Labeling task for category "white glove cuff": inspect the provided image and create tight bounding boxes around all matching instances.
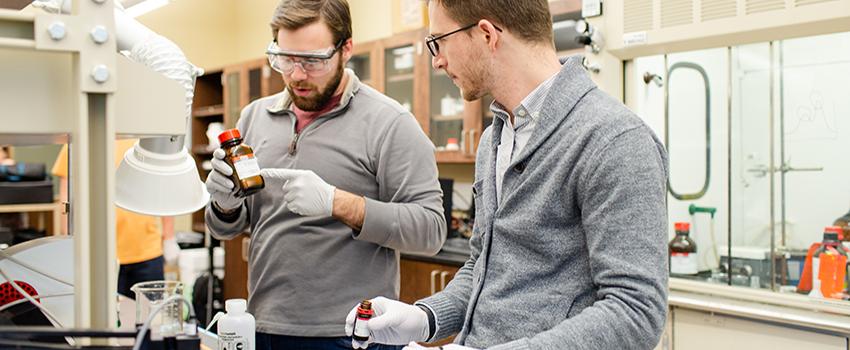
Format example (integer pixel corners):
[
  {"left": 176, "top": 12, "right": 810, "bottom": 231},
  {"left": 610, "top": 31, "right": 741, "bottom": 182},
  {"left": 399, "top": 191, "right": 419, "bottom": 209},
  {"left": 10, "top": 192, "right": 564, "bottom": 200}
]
[{"left": 324, "top": 185, "right": 336, "bottom": 217}]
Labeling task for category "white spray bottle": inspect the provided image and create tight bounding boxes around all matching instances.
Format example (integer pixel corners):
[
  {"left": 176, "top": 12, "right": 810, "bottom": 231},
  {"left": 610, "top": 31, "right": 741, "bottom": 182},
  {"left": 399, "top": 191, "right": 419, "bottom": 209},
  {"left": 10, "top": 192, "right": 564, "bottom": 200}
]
[{"left": 207, "top": 299, "right": 255, "bottom": 350}]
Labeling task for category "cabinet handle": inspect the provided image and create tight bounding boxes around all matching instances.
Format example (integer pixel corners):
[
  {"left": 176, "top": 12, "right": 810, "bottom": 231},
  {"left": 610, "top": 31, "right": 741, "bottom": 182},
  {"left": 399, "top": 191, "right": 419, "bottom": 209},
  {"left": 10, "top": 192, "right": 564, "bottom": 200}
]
[
  {"left": 469, "top": 129, "right": 477, "bottom": 155},
  {"left": 440, "top": 271, "right": 450, "bottom": 290},
  {"left": 430, "top": 270, "right": 439, "bottom": 295},
  {"left": 241, "top": 237, "right": 250, "bottom": 263},
  {"left": 460, "top": 130, "right": 467, "bottom": 155}
]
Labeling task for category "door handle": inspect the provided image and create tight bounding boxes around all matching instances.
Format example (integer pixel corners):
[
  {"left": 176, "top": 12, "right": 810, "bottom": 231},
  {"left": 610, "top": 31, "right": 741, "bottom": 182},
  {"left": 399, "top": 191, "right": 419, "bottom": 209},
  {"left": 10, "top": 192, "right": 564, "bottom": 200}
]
[
  {"left": 241, "top": 237, "right": 250, "bottom": 263},
  {"left": 430, "top": 270, "right": 439, "bottom": 295},
  {"left": 439, "top": 271, "right": 450, "bottom": 290}
]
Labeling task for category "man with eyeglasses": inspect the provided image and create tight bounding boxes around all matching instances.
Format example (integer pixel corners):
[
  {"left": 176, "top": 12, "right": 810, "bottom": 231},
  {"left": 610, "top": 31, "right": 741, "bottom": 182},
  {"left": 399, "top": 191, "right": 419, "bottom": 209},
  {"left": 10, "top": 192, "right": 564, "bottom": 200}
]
[
  {"left": 204, "top": 1, "right": 446, "bottom": 349},
  {"left": 345, "top": 1, "right": 669, "bottom": 349}
]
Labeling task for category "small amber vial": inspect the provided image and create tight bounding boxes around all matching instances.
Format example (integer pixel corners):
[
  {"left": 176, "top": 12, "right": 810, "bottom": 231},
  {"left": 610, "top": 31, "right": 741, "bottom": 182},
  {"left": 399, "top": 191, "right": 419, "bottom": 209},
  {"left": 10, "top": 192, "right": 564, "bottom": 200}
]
[
  {"left": 218, "top": 128, "right": 264, "bottom": 197},
  {"left": 352, "top": 300, "right": 373, "bottom": 341}
]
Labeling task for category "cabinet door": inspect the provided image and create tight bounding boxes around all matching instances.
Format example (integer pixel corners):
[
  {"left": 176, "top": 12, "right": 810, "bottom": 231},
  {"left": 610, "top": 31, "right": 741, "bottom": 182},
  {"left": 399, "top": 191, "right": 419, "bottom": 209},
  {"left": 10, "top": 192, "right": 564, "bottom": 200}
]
[
  {"left": 399, "top": 259, "right": 459, "bottom": 303},
  {"left": 429, "top": 65, "right": 464, "bottom": 152},
  {"left": 382, "top": 30, "right": 429, "bottom": 133},
  {"left": 246, "top": 63, "right": 263, "bottom": 105},
  {"left": 399, "top": 259, "right": 460, "bottom": 346},
  {"left": 672, "top": 308, "right": 846, "bottom": 350},
  {"left": 223, "top": 68, "right": 241, "bottom": 128},
  {"left": 348, "top": 40, "right": 382, "bottom": 91}
]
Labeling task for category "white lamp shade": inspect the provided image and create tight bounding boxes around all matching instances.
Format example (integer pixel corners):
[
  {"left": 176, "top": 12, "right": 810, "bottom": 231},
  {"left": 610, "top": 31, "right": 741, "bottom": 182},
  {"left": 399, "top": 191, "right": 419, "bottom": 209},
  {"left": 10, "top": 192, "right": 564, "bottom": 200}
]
[{"left": 116, "top": 142, "right": 209, "bottom": 216}]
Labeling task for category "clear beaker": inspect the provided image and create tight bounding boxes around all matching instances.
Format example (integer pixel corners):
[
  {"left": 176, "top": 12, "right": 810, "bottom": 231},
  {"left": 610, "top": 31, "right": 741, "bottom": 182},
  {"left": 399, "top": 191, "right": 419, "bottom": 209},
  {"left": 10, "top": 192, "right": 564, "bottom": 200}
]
[{"left": 130, "top": 280, "right": 184, "bottom": 339}]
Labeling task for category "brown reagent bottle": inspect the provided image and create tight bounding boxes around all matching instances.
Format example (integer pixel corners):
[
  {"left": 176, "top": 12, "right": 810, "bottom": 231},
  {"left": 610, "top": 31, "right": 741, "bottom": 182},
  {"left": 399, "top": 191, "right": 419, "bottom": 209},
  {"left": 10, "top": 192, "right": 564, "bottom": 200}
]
[
  {"left": 218, "top": 129, "right": 264, "bottom": 197},
  {"left": 352, "top": 300, "right": 373, "bottom": 342},
  {"left": 669, "top": 222, "right": 698, "bottom": 276}
]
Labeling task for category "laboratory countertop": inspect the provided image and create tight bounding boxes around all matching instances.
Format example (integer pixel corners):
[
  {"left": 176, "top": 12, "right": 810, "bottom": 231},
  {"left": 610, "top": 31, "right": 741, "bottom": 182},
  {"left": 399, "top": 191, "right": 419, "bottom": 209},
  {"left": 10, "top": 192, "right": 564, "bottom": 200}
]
[
  {"left": 401, "top": 237, "right": 471, "bottom": 267},
  {"left": 669, "top": 278, "right": 850, "bottom": 336}
]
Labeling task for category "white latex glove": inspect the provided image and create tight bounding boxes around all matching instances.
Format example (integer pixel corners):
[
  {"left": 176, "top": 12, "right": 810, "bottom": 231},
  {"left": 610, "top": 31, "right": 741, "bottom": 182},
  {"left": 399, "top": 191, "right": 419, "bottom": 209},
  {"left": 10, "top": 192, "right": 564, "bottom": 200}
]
[
  {"left": 205, "top": 149, "right": 244, "bottom": 211},
  {"left": 344, "top": 297, "right": 429, "bottom": 349},
  {"left": 162, "top": 238, "right": 180, "bottom": 265},
  {"left": 403, "top": 343, "right": 479, "bottom": 350},
  {"left": 261, "top": 168, "right": 335, "bottom": 217}
]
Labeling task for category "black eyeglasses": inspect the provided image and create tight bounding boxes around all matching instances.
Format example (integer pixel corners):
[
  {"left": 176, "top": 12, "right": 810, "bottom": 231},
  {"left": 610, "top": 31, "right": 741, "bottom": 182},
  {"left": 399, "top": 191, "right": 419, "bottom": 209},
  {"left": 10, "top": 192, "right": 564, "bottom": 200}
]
[{"left": 425, "top": 22, "right": 503, "bottom": 57}]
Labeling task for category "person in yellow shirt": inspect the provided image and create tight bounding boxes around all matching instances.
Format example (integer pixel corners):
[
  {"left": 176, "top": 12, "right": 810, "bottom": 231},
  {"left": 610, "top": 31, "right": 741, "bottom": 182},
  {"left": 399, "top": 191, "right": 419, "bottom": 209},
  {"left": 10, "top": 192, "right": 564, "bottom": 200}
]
[{"left": 52, "top": 139, "right": 177, "bottom": 298}]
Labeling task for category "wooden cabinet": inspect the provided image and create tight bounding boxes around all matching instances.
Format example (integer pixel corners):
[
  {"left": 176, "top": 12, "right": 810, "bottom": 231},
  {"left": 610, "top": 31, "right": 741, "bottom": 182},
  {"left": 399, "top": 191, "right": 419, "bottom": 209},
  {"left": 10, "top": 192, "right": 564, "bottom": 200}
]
[
  {"left": 348, "top": 39, "right": 383, "bottom": 91},
  {"left": 399, "top": 258, "right": 460, "bottom": 304},
  {"left": 400, "top": 258, "right": 460, "bottom": 345}
]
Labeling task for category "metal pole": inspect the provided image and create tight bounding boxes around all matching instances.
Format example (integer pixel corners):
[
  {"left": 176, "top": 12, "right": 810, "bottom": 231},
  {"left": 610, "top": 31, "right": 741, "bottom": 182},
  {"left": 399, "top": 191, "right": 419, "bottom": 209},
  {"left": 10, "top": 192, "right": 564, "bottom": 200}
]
[
  {"left": 727, "top": 46, "right": 733, "bottom": 287},
  {"left": 769, "top": 41, "right": 776, "bottom": 291}
]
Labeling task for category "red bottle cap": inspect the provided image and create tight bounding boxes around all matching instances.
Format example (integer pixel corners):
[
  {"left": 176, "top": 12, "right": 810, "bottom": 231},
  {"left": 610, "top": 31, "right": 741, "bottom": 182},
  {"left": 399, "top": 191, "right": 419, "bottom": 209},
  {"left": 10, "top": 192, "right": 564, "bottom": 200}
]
[
  {"left": 218, "top": 128, "right": 241, "bottom": 144},
  {"left": 825, "top": 226, "right": 843, "bottom": 234},
  {"left": 674, "top": 222, "right": 690, "bottom": 232},
  {"left": 446, "top": 138, "right": 458, "bottom": 145}
]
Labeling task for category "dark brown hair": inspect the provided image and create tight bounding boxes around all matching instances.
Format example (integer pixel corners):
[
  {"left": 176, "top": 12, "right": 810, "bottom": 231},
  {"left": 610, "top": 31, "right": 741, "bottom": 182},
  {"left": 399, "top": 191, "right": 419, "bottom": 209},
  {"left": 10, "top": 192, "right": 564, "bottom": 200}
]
[
  {"left": 270, "top": 0, "right": 352, "bottom": 45},
  {"left": 430, "top": 0, "right": 553, "bottom": 46}
]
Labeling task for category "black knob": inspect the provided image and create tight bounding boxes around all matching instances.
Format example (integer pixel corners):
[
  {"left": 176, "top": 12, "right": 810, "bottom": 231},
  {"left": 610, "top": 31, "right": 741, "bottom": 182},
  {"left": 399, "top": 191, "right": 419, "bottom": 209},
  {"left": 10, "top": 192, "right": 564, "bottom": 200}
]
[{"left": 575, "top": 35, "right": 592, "bottom": 46}]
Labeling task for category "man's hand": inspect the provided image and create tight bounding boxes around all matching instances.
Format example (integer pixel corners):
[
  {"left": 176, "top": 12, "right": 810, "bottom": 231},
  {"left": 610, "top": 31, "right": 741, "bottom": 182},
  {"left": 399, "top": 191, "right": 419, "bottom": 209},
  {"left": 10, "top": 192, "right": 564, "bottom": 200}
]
[
  {"left": 261, "top": 169, "right": 335, "bottom": 217},
  {"left": 205, "top": 149, "right": 244, "bottom": 211},
  {"left": 344, "top": 297, "right": 430, "bottom": 349}
]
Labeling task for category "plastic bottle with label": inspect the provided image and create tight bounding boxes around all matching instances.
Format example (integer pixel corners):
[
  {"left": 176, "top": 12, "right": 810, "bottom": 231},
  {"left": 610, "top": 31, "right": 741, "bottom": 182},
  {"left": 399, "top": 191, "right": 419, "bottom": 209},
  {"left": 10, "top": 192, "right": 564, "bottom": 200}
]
[
  {"left": 218, "top": 129, "right": 264, "bottom": 197},
  {"left": 669, "top": 222, "right": 698, "bottom": 276},
  {"left": 215, "top": 299, "right": 255, "bottom": 350},
  {"left": 809, "top": 227, "right": 848, "bottom": 298}
]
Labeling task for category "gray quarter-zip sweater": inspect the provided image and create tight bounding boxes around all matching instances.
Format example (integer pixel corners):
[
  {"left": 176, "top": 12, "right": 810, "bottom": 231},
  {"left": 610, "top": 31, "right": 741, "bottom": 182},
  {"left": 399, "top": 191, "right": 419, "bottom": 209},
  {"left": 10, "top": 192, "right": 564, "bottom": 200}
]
[
  {"left": 418, "top": 55, "right": 669, "bottom": 349},
  {"left": 206, "top": 69, "right": 446, "bottom": 337}
]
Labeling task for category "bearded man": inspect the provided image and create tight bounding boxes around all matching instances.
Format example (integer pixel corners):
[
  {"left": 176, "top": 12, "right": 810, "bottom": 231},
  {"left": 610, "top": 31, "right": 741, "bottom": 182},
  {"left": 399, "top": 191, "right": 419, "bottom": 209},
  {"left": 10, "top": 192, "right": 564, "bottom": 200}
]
[{"left": 204, "top": 1, "right": 446, "bottom": 349}]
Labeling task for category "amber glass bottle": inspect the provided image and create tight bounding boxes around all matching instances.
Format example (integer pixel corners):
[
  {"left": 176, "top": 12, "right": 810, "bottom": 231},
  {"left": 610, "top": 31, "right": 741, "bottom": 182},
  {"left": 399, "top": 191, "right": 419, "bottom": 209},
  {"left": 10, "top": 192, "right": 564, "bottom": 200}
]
[
  {"left": 353, "top": 300, "right": 373, "bottom": 342},
  {"left": 669, "top": 222, "right": 698, "bottom": 276},
  {"left": 834, "top": 209, "right": 850, "bottom": 242},
  {"left": 218, "top": 129, "right": 264, "bottom": 197}
]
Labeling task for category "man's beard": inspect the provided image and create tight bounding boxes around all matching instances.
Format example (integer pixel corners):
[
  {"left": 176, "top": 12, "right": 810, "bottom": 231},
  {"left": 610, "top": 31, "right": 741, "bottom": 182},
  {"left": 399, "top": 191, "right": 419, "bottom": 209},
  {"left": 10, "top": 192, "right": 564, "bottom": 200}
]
[{"left": 288, "top": 60, "right": 345, "bottom": 111}]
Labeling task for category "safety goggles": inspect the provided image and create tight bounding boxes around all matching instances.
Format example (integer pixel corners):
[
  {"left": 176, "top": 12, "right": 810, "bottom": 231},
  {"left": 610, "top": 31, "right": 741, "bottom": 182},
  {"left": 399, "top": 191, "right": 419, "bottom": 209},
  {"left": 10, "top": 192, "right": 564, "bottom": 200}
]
[
  {"left": 266, "top": 40, "right": 345, "bottom": 76},
  {"left": 425, "top": 22, "right": 502, "bottom": 57}
]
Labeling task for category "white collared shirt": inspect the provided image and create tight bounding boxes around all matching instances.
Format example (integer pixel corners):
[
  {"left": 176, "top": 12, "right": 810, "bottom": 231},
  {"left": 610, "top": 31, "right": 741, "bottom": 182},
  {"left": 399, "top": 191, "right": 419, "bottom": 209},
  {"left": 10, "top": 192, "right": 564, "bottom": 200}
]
[{"left": 491, "top": 73, "right": 557, "bottom": 203}]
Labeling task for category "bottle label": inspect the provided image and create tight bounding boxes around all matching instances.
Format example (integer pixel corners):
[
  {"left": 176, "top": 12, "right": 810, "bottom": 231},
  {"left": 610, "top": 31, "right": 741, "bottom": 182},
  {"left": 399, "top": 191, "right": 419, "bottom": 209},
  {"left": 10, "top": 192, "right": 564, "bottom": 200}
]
[
  {"left": 670, "top": 252, "right": 698, "bottom": 275},
  {"left": 353, "top": 317, "right": 370, "bottom": 338},
  {"left": 218, "top": 331, "right": 250, "bottom": 350},
  {"left": 232, "top": 155, "right": 261, "bottom": 180}
]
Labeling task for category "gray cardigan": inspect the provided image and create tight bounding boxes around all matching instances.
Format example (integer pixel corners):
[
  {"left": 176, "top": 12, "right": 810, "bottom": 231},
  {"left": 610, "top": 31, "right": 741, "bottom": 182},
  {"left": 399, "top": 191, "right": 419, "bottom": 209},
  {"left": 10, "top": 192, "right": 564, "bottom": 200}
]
[{"left": 418, "top": 56, "right": 669, "bottom": 350}]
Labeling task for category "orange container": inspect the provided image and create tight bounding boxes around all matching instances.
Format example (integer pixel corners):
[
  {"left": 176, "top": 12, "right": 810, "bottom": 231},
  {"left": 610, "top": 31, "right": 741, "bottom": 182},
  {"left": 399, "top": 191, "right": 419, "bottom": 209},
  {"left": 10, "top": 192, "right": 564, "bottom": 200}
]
[{"left": 817, "top": 249, "right": 847, "bottom": 299}]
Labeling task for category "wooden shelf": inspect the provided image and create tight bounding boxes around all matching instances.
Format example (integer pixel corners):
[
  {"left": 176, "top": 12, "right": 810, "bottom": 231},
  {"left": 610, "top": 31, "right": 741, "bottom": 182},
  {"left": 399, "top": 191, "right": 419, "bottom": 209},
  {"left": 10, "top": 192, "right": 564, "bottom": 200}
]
[
  {"left": 192, "top": 104, "right": 224, "bottom": 118},
  {"left": 386, "top": 73, "right": 415, "bottom": 83},
  {"left": 0, "top": 201, "right": 64, "bottom": 235},
  {"left": 192, "top": 222, "right": 206, "bottom": 234},
  {"left": 0, "top": 201, "right": 63, "bottom": 213},
  {"left": 435, "top": 150, "right": 475, "bottom": 164}
]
